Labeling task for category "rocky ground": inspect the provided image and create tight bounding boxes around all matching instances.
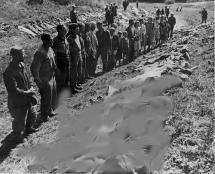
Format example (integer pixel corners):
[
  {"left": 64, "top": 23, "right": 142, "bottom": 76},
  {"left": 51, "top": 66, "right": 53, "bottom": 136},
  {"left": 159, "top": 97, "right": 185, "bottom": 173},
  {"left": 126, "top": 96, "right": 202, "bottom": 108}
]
[{"left": 0, "top": 1, "right": 214, "bottom": 174}]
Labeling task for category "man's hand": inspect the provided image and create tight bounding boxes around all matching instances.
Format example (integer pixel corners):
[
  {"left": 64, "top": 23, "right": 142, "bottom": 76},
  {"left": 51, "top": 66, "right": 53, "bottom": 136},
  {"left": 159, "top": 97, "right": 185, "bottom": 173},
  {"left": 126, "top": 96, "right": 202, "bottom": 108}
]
[
  {"left": 35, "top": 79, "right": 42, "bottom": 89},
  {"left": 25, "top": 88, "right": 36, "bottom": 97}
]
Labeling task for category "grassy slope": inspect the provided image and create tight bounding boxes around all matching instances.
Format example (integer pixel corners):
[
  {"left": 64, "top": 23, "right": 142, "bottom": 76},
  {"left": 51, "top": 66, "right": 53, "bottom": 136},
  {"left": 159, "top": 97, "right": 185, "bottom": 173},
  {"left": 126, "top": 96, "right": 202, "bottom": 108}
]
[{"left": 163, "top": 24, "right": 215, "bottom": 173}]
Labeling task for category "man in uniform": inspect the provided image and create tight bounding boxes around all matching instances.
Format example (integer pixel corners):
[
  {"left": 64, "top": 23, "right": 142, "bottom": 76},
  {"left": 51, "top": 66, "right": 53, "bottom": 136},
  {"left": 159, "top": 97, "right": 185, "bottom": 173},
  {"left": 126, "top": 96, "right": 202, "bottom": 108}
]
[
  {"left": 52, "top": 25, "right": 70, "bottom": 94},
  {"left": 70, "top": 5, "right": 78, "bottom": 23},
  {"left": 168, "top": 14, "right": 176, "bottom": 38},
  {"left": 96, "top": 22, "right": 111, "bottom": 73},
  {"left": 31, "top": 33, "right": 57, "bottom": 123},
  {"left": 4, "top": 47, "right": 38, "bottom": 140}
]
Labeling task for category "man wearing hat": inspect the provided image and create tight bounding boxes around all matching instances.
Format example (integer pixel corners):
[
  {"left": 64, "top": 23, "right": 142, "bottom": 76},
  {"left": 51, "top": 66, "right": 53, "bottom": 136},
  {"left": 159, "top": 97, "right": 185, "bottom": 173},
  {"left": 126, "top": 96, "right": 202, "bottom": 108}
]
[
  {"left": 70, "top": 5, "right": 78, "bottom": 23},
  {"left": 31, "top": 33, "right": 57, "bottom": 123},
  {"left": 67, "top": 23, "right": 84, "bottom": 93},
  {"left": 3, "top": 47, "right": 38, "bottom": 140}
]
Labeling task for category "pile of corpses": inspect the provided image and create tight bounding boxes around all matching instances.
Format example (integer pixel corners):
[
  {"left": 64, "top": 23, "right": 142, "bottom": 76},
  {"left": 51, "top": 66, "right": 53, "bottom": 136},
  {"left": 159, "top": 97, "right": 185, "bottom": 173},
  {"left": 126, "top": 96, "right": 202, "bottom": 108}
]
[{"left": 17, "top": 22, "right": 201, "bottom": 174}]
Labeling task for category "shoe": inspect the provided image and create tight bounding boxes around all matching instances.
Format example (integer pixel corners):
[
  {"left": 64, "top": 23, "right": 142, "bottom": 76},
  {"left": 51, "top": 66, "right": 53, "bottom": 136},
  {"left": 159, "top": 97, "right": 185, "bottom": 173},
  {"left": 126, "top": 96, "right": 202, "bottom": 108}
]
[
  {"left": 24, "top": 127, "right": 38, "bottom": 136},
  {"left": 87, "top": 76, "right": 93, "bottom": 79},
  {"left": 4, "top": 131, "right": 24, "bottom": 143},
  {"left": 48, "top": 111, "right": 57, "bottom": 118},
  {"left": 75, "top": 85, "right": 83, "bottom": 90}
]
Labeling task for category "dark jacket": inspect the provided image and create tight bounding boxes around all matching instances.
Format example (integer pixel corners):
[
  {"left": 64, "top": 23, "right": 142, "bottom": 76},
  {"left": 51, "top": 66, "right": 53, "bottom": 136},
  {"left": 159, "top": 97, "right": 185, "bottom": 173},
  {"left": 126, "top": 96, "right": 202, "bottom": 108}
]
[
  {"left": 168, "top": 16, "right": 176, "bottom": 26},
  {"left": 70, "top": 11, "right": 77, "bottom": 23},
  {"left": 3, "top": 62, "right": 31, "bottom": 107},
  {"left": 110, "top": 34, "right": 119, "bottom": 52},
  {"left": 126, "top": 25, "right": 135, "bottom": 41},
  {"left": 96, "top": 29, "right": 111, "bottom": 50},
  {"left": 122, "top": 37, "right": 129, "bottom": 54}
]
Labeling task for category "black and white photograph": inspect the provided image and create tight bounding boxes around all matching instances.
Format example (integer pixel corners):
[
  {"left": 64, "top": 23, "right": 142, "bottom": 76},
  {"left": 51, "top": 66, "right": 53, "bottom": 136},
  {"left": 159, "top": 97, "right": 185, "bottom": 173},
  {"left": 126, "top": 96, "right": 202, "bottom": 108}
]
[{"left": 0, "top": 0, "right": 214, "bottom": 173}]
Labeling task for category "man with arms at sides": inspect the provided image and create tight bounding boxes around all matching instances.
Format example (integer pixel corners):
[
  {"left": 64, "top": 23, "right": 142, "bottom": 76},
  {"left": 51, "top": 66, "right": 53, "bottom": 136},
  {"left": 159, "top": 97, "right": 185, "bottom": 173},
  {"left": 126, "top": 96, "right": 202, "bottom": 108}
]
[{"left": 31, "top": 33, "right": 58, "bottom": 123}]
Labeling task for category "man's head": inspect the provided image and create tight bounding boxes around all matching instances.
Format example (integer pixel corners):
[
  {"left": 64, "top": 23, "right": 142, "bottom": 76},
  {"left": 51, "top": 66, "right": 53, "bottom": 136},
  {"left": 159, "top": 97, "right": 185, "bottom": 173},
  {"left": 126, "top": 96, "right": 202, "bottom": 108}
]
[
  {"left": 71, "top": 5, "right": 76, "bottom": 11},
  {"left": 109, "top": 27, "right": 115, "bottom": 36},
  {"left": 171, "top": 13, "right": 174, "bottom": 17},
  {"left": 41, "top": 33, "right": 53, "bottom": 48},
  {"left": 118, "top": 31, "right": 122, "bottom": 37},
  {"left": 78, "top": 22, "right": 85, "bottom": 34},
  {"left": 56, "top": 25, "right": 67, "bottom": 38},
  {"left": 97, "top": 22, "right": 103, "bottom": 31},
  {"left": 134, "top": 21, "right": 140, "bottom": 28},
  {"left": 69, "top": 23, "right": 79, "bottom": 35},
  {"left": 129, "top": 19, "right": 134, "bottom": 26},
  {"left": 123, "top": 31, "right": 128, "bottom": 38},
  {"left": 85, "top": 23, "right": 91, "bottom": 33},
  {"left": 111, "top": 23, "right": 117, "bottom": 29},
  {"left": 10, "top": 47, "right": 25, "bottom": 63},
  {"left": 90, "top": 22, "right": 96, "bottom": 31}
]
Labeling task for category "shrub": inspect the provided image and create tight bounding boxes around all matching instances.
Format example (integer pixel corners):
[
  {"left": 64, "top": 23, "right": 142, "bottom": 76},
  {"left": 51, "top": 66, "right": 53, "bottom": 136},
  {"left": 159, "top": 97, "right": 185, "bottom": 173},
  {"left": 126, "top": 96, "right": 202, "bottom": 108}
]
[{"left": 165, "top": 0, "right": 175, "bottom": 4}]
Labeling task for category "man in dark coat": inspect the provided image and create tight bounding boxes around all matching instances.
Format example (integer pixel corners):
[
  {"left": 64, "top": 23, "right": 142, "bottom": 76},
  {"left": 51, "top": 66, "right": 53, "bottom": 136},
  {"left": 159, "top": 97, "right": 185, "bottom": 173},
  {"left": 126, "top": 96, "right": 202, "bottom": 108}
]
[
  {"left": 4, "top": 47, "right": 38, "bottom": 140},
  {"left": 156, "top": 8, "right": 161, "bottom": 17},
  {"left": 168, "top": 13, "right": 176, "bottom": 38},
  {"left": 70, "top": 5, "right": 78, "bottom": 23},
  {"left": 161, "top": 8, "right": 165, "bottom": 15},
  {"left": 96, "top": 22, "right": 111, "bottom": 73},
  {"left": 31, "top": 33, "right": 57, "bottom": 123},
  {"left": 113, "top": 3, "right": 118, "bottom": 17},
  {"left": 201, "top": 8, "right": 208, "bottom": 23},
  {"left": 53, "top": 25, "right": 70, "bottom": 94},
  {"left": 126, "top": 19, "right": 135, "bottom": 62},
  {"left": 165, "top": 7, "right": 170, "bottom": 18},
  {"left": 109, "top": 27, "right": 119, "bottom": 70}
]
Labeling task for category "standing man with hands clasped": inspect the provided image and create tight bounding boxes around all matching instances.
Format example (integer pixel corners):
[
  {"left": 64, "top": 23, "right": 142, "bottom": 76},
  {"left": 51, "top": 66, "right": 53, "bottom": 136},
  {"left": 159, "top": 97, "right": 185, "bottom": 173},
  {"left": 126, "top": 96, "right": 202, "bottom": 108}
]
[{"left": 3, "top": 47, "right": 38, "bottom": 141}]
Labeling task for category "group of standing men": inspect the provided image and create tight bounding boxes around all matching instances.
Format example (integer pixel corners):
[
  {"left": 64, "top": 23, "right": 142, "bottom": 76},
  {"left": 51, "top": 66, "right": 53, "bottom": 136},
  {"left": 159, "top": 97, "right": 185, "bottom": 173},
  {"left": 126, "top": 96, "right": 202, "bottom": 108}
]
[
  {"left": 105, "top": 3, "right": 118, "bottom": 27},
  {"left": 3, "top": 4, "right": 177, "bottom": 141}
]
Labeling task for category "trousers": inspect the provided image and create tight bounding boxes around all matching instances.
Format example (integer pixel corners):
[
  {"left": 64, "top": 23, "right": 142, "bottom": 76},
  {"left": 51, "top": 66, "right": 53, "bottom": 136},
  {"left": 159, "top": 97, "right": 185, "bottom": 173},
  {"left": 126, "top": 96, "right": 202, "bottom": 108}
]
[
  {"left": 39, "top": 77, "right": 57, "bottom": 120},
  {"left": 9, "top": 104, "right": 37, "bottom": 134},
  {"left": 96, "top": 48, "right": 109, "bottom": 73}
]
